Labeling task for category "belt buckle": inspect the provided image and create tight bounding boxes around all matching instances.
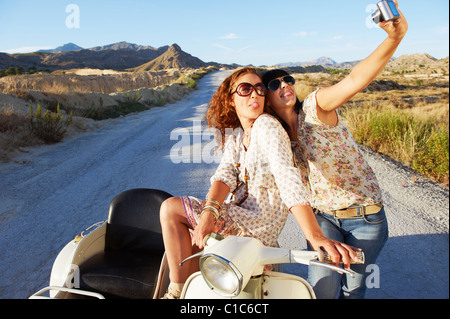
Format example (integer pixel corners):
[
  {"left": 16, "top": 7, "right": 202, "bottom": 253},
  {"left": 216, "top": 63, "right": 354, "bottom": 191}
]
[
  {"left": 356, "top": 206, "right": 365, "bottom": 217},
  {"left": 347, "top": 205, "right": 365, "bottom": 218}
]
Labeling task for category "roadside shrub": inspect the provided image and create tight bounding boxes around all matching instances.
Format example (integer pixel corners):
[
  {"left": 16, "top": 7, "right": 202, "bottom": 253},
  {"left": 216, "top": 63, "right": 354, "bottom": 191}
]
[
  {"left": 342, "top": 104, "right": 449, "bottom": 185},
  {"left": 28, "top": 104, "right": 72, "bottom": 143},
  {"left": 179, "top": 75, "right": 197, "bottom": 89},
  {"left": 413, "top": 127, "right": 449, "bottom": 185},
  {"left": 121, "top": 91, "right": 143, "bottom": 105},
  {"left": 0, "top": 112, "right": 26, "bottom": 133},
  {"left": 187, "top": 78, "right": 197, "bottom": 89}
]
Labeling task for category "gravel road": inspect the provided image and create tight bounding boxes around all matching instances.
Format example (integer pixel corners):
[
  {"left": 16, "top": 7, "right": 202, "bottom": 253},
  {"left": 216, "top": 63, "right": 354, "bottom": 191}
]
[{"left": 0, "top": 70, "right": 448, "bottom": 299}]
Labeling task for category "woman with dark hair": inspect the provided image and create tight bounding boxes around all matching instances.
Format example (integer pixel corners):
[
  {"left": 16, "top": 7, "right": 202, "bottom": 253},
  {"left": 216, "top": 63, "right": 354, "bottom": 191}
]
[
  {"left": 159, "top": 67, "right": 357, "bottom": 299},
  {"left": 262, "top": 1, "right": 408, "bottom": 299}
]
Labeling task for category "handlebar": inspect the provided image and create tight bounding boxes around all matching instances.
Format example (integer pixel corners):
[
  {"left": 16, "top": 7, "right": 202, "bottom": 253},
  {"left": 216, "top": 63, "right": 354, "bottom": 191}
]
[
  {"left": 321, "top": 250, "right": 365, "bottom": 265},
  {"left": 180, "top": 234, "right": 363, "bottom": 278}
]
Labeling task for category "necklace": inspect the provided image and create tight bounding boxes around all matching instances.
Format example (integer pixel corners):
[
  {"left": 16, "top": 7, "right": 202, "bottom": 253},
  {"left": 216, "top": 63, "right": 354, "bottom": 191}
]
[
  {"left": 243, "top": 125, "right": 252, "bottom": 150},
  {"left": 231, "top": 130, "right": 250, "bottom": 205}
]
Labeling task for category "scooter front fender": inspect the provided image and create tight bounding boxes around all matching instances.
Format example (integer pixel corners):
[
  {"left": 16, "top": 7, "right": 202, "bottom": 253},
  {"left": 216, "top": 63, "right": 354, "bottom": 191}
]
[
  {"left": 261, "top": 271, "right": 316, "bottom": 299},
  {"left": 181, "top": 271, "right": 315, "bottom": 299}
]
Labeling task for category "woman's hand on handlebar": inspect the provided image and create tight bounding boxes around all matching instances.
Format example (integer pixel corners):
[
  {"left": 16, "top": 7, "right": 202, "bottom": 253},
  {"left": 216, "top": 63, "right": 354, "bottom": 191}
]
[
  {"left": 308, "top": 235, "right": 361, "bottom": 270},
  {"left": 192, "top": 211, "right": 216, "bottom": 249}
]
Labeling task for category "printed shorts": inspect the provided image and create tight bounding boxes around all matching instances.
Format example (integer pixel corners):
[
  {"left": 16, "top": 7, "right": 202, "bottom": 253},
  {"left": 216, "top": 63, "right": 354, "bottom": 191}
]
[{"left": 181, "top": 196, "right": 252, "bottom": 238}]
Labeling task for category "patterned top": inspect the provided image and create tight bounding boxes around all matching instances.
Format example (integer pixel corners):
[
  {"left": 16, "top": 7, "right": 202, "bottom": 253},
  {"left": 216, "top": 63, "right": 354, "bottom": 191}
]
[
  {"left": 291, "top": 89, "right": 382, "bottom": 212},
  {"left": 210, "top": 114, "right": 309, "bottom": 247}
]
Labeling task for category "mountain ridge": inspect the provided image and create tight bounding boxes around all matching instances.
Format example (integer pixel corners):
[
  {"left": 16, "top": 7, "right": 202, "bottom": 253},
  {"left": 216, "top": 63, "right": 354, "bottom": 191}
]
[
  {"left": 0, "top": 42, "right": 227, "bottom": 71},
  {"left": 38, "top": 42, "right": 84, "bottom": 53},
  {"left": 0, "top": 42, "right": 447, "bottom": 73},
  {"left": 277, "top": 56, "right": 338, "bottom": 67}
]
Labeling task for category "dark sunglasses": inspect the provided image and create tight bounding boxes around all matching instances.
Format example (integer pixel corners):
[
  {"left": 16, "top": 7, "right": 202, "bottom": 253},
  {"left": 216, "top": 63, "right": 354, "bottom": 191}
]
[
  {"left": 267, "top": 75, "right": 295, "bottom": 91},
  {"left": 230, "top": 82, "right": 267, "bottom": 97}
]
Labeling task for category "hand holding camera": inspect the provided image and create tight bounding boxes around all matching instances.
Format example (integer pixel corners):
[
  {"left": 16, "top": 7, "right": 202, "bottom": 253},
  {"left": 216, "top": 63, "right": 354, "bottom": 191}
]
[
  {"left": 372, "top": 0, "right": 400, "bottom": 24},
  {"left": 372, "top": 0, "right": 408, "bottom": 42}
]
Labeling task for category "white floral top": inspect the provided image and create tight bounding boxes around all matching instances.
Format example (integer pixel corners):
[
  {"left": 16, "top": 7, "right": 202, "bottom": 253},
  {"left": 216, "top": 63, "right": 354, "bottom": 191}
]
[
  {"left": 210, "top": 114, "right": 309, "bottom": 247},
  {"left": 292, "top": 89, "right": 382, "bottom": 212}
]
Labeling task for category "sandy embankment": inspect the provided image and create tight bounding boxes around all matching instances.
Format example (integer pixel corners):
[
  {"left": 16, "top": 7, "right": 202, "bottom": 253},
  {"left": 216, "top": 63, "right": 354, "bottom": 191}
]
[{"left": 0, "top": 68, "right": 201, "bottom": 162}]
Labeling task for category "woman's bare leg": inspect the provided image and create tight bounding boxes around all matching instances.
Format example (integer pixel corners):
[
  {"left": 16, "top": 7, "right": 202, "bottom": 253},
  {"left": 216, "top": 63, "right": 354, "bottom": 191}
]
[{"left": 160, "top": 197, "right": 200, "bottom": 283}]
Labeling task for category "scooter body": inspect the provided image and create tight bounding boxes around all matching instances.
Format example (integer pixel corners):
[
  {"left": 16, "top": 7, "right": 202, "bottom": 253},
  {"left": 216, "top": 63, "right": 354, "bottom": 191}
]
[
  {"left": 179, "top": 234, "right": 358, "bottom": 299},
  {"left": 30, "top": 189, "right": 359, "bottom": 299}
]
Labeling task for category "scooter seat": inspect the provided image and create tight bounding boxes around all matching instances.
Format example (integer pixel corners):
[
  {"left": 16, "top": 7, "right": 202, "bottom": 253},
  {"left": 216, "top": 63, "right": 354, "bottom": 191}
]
[
  {"left": 77, "top": 188, "right": 172, "bottom": 299},
  {"left": 79, "top": 249, "right": 163, "bottom": 299}
]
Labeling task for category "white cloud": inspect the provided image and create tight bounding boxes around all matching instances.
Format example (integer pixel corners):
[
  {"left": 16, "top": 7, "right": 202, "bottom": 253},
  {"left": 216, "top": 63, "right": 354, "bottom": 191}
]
[
  {"left": 318, "top": 35, "right": 345, "bottom": 43},
  {"left": 220, "top": 33, "right": 240, "bottom": 40},
  {"left": 3, "top": 46, "right": 53, "bottom": 54},
  {"left": 213, "top": 43, "right": 232, "bottom": 51},
  {"left": 237, "top": 45, "right": 253, "bottom": 52},
  {"left": 213, "top": 43, "right": 252, "bottom": 52}
]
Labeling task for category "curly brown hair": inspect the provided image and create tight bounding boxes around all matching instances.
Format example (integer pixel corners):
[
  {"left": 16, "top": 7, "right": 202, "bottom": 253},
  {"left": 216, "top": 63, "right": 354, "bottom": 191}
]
[{"left": 205, "top": 67, "right": 265, "bottom": 148}]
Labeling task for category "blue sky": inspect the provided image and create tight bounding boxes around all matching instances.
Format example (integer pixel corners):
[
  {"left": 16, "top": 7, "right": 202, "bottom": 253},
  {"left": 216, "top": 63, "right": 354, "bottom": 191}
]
[{"left": 0, "top": 0, "right": 448, "bottom": 66}]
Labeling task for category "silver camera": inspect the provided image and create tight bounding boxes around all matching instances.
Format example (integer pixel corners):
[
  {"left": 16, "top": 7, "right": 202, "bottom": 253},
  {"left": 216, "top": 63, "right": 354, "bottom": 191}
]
[{"left": 372, "top": 0, "right": 400, "bottom": 24}]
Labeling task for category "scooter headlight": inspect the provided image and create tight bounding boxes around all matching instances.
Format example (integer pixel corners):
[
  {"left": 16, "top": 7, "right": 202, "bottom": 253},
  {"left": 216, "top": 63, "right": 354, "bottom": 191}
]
[{"left": 200, "top": 254, "right": 243, "bottom": 297}]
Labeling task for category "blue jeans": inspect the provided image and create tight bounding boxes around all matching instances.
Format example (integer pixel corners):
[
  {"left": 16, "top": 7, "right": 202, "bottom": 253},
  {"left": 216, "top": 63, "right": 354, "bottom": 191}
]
[{"left": 307, "top": 207, "right": 389, "bottom": 299}]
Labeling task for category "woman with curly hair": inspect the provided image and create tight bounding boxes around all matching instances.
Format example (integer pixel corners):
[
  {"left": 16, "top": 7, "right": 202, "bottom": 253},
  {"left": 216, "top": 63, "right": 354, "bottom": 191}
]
[{"left": 159, "top": 67, "right": 357, "bottom": 299}]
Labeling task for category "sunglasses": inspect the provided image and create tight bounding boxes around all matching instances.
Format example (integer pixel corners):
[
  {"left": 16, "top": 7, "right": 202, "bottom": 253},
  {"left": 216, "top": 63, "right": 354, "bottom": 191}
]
[
  {"left": 230, "top": 82, "right": 267, "bottom": 97},
  {"left": 267, "top": 75, "right": 296, "bottom": 91}
]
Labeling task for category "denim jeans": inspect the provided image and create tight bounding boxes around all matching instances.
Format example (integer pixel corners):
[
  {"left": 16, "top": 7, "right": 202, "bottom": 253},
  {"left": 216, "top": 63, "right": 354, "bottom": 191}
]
[{"left": 307, "top": 206, "right": 389, "bottom": 299}]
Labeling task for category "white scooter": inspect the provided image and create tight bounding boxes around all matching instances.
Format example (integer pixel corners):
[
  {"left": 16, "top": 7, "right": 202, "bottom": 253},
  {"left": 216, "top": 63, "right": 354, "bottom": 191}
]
[{"left": 30, "top": 188, "right": 363, "bottom": 299}]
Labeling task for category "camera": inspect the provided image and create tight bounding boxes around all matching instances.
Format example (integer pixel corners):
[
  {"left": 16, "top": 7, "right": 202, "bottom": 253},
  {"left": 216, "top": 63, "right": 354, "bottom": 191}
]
[{"left": 372, "top": 0, "right": 400, "bottom": 24}]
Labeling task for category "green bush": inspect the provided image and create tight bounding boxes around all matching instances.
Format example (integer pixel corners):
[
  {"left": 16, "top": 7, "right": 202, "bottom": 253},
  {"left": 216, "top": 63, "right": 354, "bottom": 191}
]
[
  {"left": 413, "top": 127, "right": 449, "bottom": 184},
  {"left": 343, "top": 106, "right": 449, "bottom": 185},
  {"left": 28, "top": 104, "right": 73, "bottom": 143}
]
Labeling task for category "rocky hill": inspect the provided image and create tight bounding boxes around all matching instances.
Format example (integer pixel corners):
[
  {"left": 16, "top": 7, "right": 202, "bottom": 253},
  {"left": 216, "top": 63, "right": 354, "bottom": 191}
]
[
  {"left": 132, "top": 44, "right": 208, "bottom": 71},
  {"left": 38, "top": 43, "right": 84, "bottom": 53},
  {"left": 0, "top": 52, "right": 49, "bottom": 71},
  {"left": 89, "top": 41, "right": 162, "bottom": 52},
  {"left": 384, "top": 53, "right": 449, "bottom": 74}
]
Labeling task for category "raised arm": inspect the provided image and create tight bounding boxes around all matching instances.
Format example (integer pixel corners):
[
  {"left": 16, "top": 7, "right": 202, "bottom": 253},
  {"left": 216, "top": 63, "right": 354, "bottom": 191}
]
[{"left": 316, "top": 0, "right": 408, "bottom": 125}]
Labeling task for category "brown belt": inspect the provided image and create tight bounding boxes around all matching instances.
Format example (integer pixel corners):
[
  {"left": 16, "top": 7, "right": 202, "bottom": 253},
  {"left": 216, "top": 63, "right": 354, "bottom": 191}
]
[{"left": 321, "top": 203, "right": 383, "bottom": 219}]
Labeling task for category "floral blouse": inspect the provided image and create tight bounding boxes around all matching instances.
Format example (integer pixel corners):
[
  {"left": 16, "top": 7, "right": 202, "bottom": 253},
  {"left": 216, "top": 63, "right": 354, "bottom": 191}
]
[
  {"left": 209, "top": 114, "right": 310, "bottom": 247},
  {"left": 292, "top": 89, "right": 382, "bottom": 212}
]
